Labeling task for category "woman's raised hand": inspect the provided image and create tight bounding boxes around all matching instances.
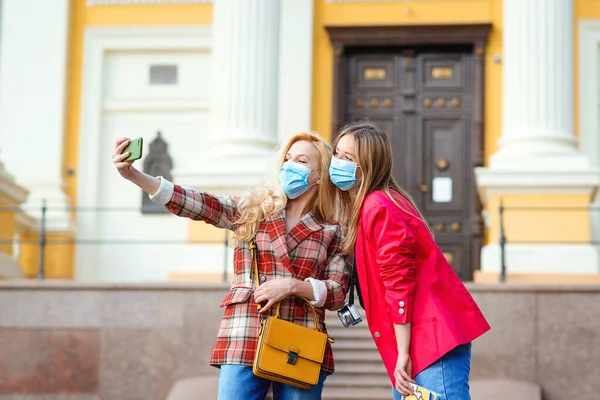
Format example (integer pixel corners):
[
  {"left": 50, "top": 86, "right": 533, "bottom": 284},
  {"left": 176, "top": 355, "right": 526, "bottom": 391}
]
[{"left": 113, "top": 137, "right": 137, "bottom": 180}]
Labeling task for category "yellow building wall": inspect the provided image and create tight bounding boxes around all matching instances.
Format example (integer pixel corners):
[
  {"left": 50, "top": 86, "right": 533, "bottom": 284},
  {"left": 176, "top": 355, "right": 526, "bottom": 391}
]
[
  {"left": 0, "top": 208, "right": 16, "bottom": 256},
  {"left": 20, "top": 233, "right": 74, "bottom": 279}
]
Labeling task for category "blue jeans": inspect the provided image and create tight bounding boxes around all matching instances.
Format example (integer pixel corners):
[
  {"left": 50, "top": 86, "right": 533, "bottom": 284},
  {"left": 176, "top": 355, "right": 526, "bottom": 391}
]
[
  {"left": 392, "top": 343, "right": 472, "bottom": 400},
  {"left": 217, "top": 364, "right": 327, "bottom": 400}
]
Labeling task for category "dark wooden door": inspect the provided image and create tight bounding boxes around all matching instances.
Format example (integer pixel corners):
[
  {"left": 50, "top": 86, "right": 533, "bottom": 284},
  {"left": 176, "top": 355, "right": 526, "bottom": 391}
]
[{"left": 343, "top": 47, "right": 482, "bottom": 280}]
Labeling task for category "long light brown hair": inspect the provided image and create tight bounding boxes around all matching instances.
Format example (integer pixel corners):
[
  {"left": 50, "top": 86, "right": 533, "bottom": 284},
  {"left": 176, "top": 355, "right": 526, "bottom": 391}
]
[
  {"left": 333, "top": 122, "right": 433, "bottom": 254},
  {"left": 234, "top": 132, "right": 337, "bottom": 242}
]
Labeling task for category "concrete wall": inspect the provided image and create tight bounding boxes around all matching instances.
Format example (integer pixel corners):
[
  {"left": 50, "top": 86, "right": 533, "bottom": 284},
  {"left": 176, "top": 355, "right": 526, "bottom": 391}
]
[
  {"left": 0, "top": 282, "right": 598, "bottom": 400},
  {"left": 470, "top": 284, "right": 600, "bottom": 399},
  {"left": 0, "top": 282, "right": 228, "bottom": 400}
]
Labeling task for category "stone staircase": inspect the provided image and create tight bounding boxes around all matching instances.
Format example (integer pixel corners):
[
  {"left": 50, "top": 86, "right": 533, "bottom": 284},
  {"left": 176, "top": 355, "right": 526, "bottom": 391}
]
[
  {"left": 322, "top": 310, "right": 543, "bottom": 400},
  {"left": 164, "top": 306, "right": 543, "bottom": 400},
  {"left": 323, "top": 308, "right": 393, "bottom": 400}
]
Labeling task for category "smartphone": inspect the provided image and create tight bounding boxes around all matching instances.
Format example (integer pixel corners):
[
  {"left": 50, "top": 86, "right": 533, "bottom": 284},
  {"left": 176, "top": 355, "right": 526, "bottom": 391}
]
[{"left": 122, "top": 137, "right": 143, "bottom": 162}]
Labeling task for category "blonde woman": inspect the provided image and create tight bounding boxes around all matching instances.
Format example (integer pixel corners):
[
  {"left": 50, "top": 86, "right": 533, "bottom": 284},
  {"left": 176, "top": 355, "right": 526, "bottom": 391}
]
[
  {"left": 330, "top": 122, "right": 489, "bottom": 400},
  {"left": 112, "top": 132, "right": 349, "bottom": 400}
]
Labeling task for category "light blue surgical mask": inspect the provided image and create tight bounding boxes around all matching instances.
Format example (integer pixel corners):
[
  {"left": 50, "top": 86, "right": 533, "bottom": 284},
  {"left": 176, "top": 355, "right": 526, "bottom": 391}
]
[
  {"left": 329, "top": 156, "right": 359, "bottom": 191},
  {"left": 279, "top": 160, "right": 315, "bottom": 199}
]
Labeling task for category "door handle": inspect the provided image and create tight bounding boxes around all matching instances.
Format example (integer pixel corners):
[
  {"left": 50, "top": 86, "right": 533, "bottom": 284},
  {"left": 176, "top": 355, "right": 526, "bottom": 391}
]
[
  {"left": 436, "top": 158, "right": 449, "bottom": 171},
  {"left": 418, "top": 184, "right": 429, "bottom": 193}
]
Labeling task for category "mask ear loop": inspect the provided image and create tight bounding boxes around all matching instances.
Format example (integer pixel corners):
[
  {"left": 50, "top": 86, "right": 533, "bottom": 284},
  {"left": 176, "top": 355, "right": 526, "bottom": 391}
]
[{"left": 307, "top": 169, "right": 321, "bottom": 187}]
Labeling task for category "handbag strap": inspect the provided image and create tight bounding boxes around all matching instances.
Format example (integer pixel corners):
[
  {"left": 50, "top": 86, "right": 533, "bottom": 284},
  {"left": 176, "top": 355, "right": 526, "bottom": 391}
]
[
  {"left": 249, "top": 238, "right": 261, "bottom": 311},
  {"left": 250, "top": 238, "right": 260, "bottom": 288},
  {"left": 275, "top": 296, "right": 321, "bottom": 332},
  {"left": 249, "top": 238, "right": 321, "bottom": 331}
]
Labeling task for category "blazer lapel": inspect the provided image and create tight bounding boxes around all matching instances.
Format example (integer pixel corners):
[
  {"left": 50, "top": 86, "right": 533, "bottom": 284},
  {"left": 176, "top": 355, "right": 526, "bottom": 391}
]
[
  {"left": 287, "top": 212, "right": 324, "bottom": 253},
  {"left": 266, "top": 210, "right": 292, "bottom": 271}
]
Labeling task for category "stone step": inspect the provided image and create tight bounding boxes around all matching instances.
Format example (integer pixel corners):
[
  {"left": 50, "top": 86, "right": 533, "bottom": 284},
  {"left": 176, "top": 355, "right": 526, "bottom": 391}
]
[
  {"left": 322, "top": 387, "right": 392, "bottom": 400},
  {"left": 326, "top": 316, "right": 369, "bottom": 328},
  {"left": 334, "top": 350, "right": 383, "bottom": 363},
  {"left": 326, "top": 374, "right": 391, "bottom": 389},
  {"left": 331, "top": 339, "right": 378, "bottom": 351},
  {"left": 334, "top": 362, "right": 388, "bottom": 375},
  {"left": 470, "top": 379, "right": 542, "bottom": 400},
  {"left": 328, "top": 327, "right": 373, "bottom": 341}
]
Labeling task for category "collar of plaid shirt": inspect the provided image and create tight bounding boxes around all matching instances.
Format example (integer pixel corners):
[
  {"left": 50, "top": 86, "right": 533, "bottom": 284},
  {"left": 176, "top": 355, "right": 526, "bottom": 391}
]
[{"left": 266, "top": 209, "right": 324, "bottom": 275}]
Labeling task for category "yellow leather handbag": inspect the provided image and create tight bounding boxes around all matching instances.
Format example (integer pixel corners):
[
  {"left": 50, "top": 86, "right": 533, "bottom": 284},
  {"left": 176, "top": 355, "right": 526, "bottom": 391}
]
[{"left": 249, "top": 239, "right": 328, "bottom": 389}]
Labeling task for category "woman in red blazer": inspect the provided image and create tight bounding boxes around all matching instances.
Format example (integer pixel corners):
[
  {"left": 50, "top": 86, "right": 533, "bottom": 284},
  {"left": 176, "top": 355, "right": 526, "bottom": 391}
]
[{"left": 329, "top": 122, "right": 490, "bottom": 399}]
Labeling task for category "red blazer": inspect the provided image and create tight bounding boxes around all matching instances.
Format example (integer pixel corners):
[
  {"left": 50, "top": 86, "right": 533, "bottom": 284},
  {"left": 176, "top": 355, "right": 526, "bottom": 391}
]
[{"left": 355, "top": 190, "right": 490, "bottom": 382}]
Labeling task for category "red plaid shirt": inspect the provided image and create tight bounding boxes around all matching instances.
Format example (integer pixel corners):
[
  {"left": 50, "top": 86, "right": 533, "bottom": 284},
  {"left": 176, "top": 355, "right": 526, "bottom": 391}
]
[{"left": 154, "top": 180, "right": 350, "bottom": 374}]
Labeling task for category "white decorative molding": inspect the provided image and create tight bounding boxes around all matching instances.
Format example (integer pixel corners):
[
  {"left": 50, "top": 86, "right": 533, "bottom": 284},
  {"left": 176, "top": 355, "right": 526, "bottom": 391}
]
[
  {"left": 481, "top": 244, "right": 599, "bottom": 275},
  {"left": 579, "top": 20, "right": 600, "bottom": 248},
  {"left": 87, "top": 0, "right": 212, "bottom": 6},
  {"left": 579, "top": 20, "right": 600, "bottom": 169},
  {"left": 474, "top": 168, "right": 600, "bottom": 203},
  {"left": 102, "top": 97, "right": 210, "bottom": 112},
  {"left": 78, "top": 25, "right": 212, "bottom": 212},
  {"left": 77, "top": 26, "right": 212, "bottom": 281},
  {"left": 327, "top": 0, "right": 484, "bottom": 2},
  {"left": 0, "top": 163, "right": 29, "bottom": 206}
]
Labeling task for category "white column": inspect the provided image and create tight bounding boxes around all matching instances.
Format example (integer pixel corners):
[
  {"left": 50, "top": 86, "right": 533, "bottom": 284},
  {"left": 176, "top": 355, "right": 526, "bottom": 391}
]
[
  {"left": 278, "top": 0, "right": 314, "bottom": 142},
  {"left": 491, "top": 0, "right": 588, "bottom": 170},
  {"left": 0, "top": 0, "right": 72, "bottom": 232},
  {"left": 475, "top": 0, "right": 600, "bottom": 276},
  {"left": 183, "top": 0, "right": 281, "bottom": 193}
]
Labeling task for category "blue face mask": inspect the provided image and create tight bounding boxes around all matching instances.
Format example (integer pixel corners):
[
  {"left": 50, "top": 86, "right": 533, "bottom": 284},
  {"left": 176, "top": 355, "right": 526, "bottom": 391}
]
[
  {"left": 279, "top": 160, "right": 315, "bottom": 199},
  {"left": 329, "top": 156, "right": 359, "bottom": 191}
]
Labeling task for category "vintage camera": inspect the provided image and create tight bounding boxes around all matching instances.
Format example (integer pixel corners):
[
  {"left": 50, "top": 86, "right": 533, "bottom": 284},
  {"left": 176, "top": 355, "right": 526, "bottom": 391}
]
[{"left": 337, "top": 302, "right": 363, "bottom": 327}]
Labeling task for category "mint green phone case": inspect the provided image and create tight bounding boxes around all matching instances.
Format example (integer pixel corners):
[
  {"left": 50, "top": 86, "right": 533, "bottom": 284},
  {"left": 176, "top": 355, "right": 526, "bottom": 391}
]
[{"left": 123, "top": 137, "right": 143, "bottom": 162}]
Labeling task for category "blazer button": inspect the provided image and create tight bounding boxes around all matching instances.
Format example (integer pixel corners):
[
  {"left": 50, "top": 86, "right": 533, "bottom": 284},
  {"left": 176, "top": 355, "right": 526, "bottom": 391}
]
[
  {"left": 374, "top": 332, "right": 380, "bottom": 338},
  {"left": 259, "top": 275, "right": 267, "bottom": 283},
  {"left": 399, "top": 308, "right": 405, "bottom": 315},
  {"left": 399, "top": 301, "right": 405, "bottom": 307}
]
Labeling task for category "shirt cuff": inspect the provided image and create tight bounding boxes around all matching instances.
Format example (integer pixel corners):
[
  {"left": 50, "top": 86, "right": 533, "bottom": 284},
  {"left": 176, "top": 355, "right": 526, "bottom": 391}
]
[
  {"left": 148, "top": 176, "right": 175, "bottom": 205},
  {"left": 305, "top": 278, "right": 327, "bottom": 308}
]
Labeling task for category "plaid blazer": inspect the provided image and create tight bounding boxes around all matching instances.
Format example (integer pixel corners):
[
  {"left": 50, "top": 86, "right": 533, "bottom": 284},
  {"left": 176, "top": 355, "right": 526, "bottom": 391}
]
[{"left": 161, "top": 182, "right": 350, "bottom": 374}]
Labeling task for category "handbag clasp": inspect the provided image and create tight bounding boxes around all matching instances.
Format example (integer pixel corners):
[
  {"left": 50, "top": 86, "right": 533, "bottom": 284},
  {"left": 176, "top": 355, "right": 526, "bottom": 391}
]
[{"left": 287, "top": 350, "right": 299, "bottom": 365}]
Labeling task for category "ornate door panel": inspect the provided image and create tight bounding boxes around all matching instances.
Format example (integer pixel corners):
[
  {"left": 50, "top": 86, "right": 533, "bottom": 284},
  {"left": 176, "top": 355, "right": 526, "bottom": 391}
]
[{"left": 343, "top": 48, "right": 481, "bottom": 280}]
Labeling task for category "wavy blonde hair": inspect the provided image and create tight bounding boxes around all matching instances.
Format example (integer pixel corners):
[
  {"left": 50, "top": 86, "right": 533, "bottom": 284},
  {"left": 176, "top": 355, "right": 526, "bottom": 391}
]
[
  {"left": 333, "top": 122, "right": 434, "bottom": 254},
  {"left": 233, "top": 132, "right": 337, "bottom": 242}
]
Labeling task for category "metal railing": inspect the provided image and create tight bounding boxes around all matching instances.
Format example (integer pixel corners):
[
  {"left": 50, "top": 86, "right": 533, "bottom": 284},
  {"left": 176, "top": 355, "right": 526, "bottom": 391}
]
[
  {"left": 0, "top": 202, "right": 230, "bottom": 281},
  {"left": 5, "top": 200, "right": 598, "bottom": 284},
  {"left": 498, "top": 200, "right": 600, "bottom": 283}
]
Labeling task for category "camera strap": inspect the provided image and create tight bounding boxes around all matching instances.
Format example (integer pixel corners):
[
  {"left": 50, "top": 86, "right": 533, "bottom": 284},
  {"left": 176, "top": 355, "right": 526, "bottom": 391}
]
[{"left": 348, "top": 254, "right": 365, "bottom": 309}]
